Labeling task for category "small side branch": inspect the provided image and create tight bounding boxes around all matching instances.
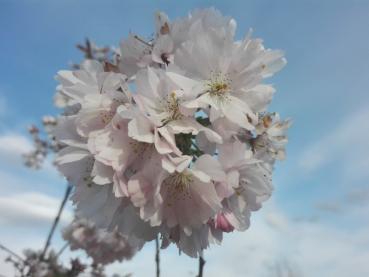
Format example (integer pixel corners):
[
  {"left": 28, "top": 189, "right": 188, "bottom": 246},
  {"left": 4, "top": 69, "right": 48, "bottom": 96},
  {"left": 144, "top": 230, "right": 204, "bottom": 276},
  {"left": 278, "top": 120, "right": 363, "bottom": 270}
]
[
  {"left": 133, "top": 35, "right": 153, "bottom": 48},
  {"left": 198, "top": 254, "right": 206, "bottom": 277},
  {"left": 0, "top": 243, "right": 24, "bottom": 262},
  {"left": 56, "top": 242, "right": 69, "bottom": 259},
  {"left": 41, "top": 184, "right": 72, "bottom": 260},
  {"left": 155, "top": 236, "right": 160, "bottom": 277}
]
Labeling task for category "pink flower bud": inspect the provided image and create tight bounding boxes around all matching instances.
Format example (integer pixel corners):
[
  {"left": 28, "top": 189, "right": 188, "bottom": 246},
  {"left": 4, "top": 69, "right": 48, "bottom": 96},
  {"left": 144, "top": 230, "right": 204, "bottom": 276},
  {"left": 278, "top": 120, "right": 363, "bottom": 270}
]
[{"left": 215, "top": 213, "right": 234, "bottom": 233}]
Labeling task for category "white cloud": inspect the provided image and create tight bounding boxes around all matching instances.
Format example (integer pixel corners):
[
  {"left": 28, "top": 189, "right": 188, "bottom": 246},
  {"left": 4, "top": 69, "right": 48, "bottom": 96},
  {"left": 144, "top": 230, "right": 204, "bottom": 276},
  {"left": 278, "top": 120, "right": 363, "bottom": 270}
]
[
  {"left": 0, "top": 192, "right": 72, "bottom": 226},
  {"left": 0, "top": 133, "right": 33, "bottom": 166},
  {"left": 0, "top": 196, "right": 368, "bottom": 277},
  {"left": 299, "top": 108, "right": 369, "bottom": 181},
  {"left": 203, "top": 205, "right": 369, "bottom": 277},
  {"left": 101, "top": 201, "right": 369, "bottom": 277}
]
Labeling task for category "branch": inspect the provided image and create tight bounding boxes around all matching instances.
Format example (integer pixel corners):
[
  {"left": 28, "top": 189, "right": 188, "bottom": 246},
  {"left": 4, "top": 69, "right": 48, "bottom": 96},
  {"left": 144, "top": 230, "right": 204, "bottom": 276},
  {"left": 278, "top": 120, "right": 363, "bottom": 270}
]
[
  {"left": 155, "top": 236, "right": 160, "bottom": 277},
  {"left": 56, "top": 242, "right": 69, "bottom": 259},
  {"left": 0, "top": 243, "right": 24, "bottom": 263},
  {"left": 41, "top": 184, "right": 72, "bottom": 260},
  {"left": 198, "top": 254, "right": 205, "bottom": 277},
  {"left": 133, "top": 35, "right": 153, "bottom": 48}
]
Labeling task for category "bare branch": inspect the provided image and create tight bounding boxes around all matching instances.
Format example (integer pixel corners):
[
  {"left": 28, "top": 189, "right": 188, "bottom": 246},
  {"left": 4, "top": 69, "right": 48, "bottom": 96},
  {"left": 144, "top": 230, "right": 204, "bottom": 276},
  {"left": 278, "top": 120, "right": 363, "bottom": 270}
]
[
  {"left": 56, "top": 242, "right": 69, "bottom": 259},
  {"left": 0, "top": 243, "right": 24, "bottom": 262},
  {"left": 133, "top": 35, "right": 153, "bottom": 48},
  {"left": 41, "top": 184, "right": 72, "bottom": 260}
]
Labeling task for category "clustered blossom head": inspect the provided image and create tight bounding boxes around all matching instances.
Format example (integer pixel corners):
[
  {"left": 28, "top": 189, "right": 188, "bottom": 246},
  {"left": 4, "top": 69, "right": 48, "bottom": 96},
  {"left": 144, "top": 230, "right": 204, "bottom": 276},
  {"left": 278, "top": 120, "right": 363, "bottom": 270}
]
[
  {"left": 5, "top": 247, "right": 122, "bottom": 277},
  {"left": 18, "top": 249, "right": 85, "bottom": 277},
  {"left": 63, "top": 218, "right": 140, "bottom": 265},
  {"left": 54, "top": 8, "right": 290, "bottom": 258},
  {"left": 23, "top": 116, "right": 63, "bottom": 169}
]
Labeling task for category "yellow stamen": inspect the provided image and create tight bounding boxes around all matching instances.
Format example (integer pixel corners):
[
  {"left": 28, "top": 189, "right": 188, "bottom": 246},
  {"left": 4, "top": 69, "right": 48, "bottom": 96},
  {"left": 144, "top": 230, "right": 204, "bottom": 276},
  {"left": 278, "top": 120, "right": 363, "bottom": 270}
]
[{"left": 163, "top": 172, "right": 193, "bottom": 205}]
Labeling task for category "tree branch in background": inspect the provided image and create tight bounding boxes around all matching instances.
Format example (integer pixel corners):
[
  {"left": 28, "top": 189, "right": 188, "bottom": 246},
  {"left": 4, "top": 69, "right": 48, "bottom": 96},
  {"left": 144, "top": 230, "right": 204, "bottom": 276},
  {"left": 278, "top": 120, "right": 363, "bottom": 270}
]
[
  {"left": 41, "top": 184, "right": 73, "bottom": 260},
  {"left": 0, "top": 243, "right": 25, "bottom": 263}
]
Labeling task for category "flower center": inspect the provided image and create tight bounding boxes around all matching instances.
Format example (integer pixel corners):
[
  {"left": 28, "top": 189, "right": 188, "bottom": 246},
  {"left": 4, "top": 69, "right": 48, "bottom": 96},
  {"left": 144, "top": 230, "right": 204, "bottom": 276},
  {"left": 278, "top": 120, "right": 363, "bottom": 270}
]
[
  {"left": 100, "top": 110, "right": 115, "bottom": 125},
  {"left": 161, "top": 92, "right": 183, "bottom": 124},
  {"left": 206, "top": 72, "right": 232, "bottom": 98},
  {"left": 129, "top": 141, "right": 150, "bottom": 155},
  {"left": 163, "top": 172, "right": 193, "bottom": 205}
]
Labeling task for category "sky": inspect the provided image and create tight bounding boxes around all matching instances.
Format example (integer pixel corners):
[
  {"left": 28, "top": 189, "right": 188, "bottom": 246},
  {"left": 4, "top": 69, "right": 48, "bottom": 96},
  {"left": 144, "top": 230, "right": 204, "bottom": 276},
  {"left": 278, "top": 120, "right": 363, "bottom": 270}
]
[{"left": 0, "top": 0, "right": 369, "bottom": 276}]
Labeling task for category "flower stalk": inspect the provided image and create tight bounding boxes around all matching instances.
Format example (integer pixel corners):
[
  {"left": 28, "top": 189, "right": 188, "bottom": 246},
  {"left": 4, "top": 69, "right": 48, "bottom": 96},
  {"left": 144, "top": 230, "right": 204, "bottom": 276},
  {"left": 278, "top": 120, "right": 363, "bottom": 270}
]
[
  {"left": 155, "top": 236, "right": 160, "bottom": 277},
  {"left": 198, "top": 254, "right": 206, "bottom": 277}
]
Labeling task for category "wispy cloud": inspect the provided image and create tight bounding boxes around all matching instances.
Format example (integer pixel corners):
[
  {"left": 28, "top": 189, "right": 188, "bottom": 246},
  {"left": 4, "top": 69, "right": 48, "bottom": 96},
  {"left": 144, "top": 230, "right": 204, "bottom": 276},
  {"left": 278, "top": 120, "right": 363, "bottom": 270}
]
[
  {"left": 201, "top": 203, "right": 369, "bottom": 277},
  {"left": 0, "top": 192, "right": 72, "bottom": 226},
  {"left": 104, "top": 201, "right": 369, "bottom": 277},
  {"left": 299, "top": 108, "right": 369, "bottom": 181},
  {"left": 0, "top": 133, "right": 33, "bottom": 165}
]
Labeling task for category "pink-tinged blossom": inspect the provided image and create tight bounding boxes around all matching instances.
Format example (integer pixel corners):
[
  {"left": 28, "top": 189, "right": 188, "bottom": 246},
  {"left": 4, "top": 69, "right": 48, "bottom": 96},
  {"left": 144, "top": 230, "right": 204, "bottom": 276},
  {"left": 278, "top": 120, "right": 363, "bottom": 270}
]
[
  {"left": 213, "top": 212, "right": 235, "bottom": 233},
  {"left": 167, "top": 24, "right": 285, "bottom": 130},
  {"left": 253, "top": 112, "right": 291, "bottom": 163},
  {"left": 56, "top": 59, "right": 131, "bottom": 137},
  {"left": 129, "top": 68, "right": 222, "bottom": 153},
  {"left": 218, "top": 140, "right": 273, "bottom": 231},
  {"left": 158, "top": 154, "right": 224, "bottom": 234}
]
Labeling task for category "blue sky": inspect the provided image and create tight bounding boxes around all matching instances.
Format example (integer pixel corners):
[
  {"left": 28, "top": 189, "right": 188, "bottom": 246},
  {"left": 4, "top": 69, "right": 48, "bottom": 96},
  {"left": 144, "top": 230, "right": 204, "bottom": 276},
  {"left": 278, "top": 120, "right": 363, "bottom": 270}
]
[{"left": 1, "top": 0, "right": 369, "bottom": 276}]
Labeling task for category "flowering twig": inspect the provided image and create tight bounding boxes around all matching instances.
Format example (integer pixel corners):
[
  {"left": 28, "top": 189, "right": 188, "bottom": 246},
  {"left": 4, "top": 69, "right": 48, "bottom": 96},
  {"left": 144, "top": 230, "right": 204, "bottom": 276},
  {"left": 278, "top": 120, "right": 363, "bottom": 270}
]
[
  {"left": 155, "top": 236, "right": 160, "bottom": 277},
  {"left": 198, "top": 254, "right": 205, "bottom": 277},
  {"left": 41, "top": 184, "right": 72, "bottom": 260}
]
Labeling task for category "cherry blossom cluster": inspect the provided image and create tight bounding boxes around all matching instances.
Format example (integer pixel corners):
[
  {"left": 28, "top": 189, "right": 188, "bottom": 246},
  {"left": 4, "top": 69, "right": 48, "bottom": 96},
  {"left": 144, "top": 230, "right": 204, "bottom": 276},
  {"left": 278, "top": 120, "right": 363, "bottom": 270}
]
[
  {"left": 23, "top": 116, "right": 63, "bottom": 169},
  {"left": 4, "top": 246, "right": 126, "bottom": 277},
  {"left": 11, "top": 249, "right": 85, "bottom": 277},
  {"left": 54, "top": 8, "right": 290, "bottom": 258},
  {"left": 63, "top": 218, "right": 140, "bottom": 265}
]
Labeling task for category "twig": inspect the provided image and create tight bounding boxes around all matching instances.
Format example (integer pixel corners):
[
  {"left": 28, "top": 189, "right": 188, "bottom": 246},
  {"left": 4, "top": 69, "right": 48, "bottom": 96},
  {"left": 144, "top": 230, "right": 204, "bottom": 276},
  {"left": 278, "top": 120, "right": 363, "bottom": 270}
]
[
  {"left": 56, "top": 242, "right": 69, "bottom": 259},
  {"left": 198, "top": 254, "right": 205, "bottom": 277},
  {"left": 155, "top": 236, "right": 160, "bottom": 277},
  {"left": 0, "top": 243, "right": 24, "bottom": 262},
  {"left": 133, "top": 35, "right": 153, "bottom": 48},
  {"left": 40, "top": 184, "right": 72, "bottom": 260}
]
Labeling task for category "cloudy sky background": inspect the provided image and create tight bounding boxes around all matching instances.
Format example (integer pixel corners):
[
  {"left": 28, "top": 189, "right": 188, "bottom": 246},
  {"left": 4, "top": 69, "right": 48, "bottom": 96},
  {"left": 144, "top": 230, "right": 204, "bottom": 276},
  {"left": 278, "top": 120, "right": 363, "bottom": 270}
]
[{"left": 1, "top": 0, "right": 369, "bottom": 276}]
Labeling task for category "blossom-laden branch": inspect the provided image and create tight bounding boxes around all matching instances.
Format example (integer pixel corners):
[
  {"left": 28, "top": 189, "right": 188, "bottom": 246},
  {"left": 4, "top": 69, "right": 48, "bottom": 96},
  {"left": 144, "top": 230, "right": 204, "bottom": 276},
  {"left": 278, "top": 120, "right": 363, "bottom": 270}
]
[{"left": 23, "top": 117, "right": 62, "bottom": 169}]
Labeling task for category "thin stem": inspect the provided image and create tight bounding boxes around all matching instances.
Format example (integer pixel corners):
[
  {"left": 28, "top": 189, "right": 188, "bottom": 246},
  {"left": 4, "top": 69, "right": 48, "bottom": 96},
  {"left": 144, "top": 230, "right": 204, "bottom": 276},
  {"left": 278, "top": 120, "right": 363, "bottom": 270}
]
[
  {"left": 55, "top": 242, "right": 69, "bottom": 259},
  {"left": 191, "top": 140, "right": 203, "bottom": 153},
  {"left": 155, "top": 236, "right": 160, "bottom": 277},
  {"left": 40, "top": 184, "right": 72, "bottom": 260},
  {"left": 0, "top": 243, "right": 24, "bottom": 262},
  {"left": 133, "top": 35, "right": 153, "bottom": 48},
  {"left": 198, "top": 254, "right": 205, "bottom": 277}
]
